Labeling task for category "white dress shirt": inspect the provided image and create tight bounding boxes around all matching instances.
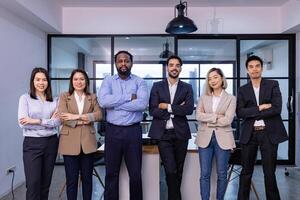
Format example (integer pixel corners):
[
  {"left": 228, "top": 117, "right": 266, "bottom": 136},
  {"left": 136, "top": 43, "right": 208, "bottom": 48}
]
[
  {"left": 253, "top": 86, "right": 265, "bottom": 126},
  {"left": 166, "top": 79, "right": 178, "bottom": 129},
  {"left": 212, "top": 90, "right": 224, "bottom": 113},
  {"left": 74, "top": 92, "right": 85, "bottom": 115}
]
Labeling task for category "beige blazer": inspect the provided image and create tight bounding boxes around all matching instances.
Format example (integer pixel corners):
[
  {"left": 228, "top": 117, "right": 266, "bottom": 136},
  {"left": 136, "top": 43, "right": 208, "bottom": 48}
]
[
  {"left": 58, "top": 92, "right": 102, "bottom": 155},
  {"left": 195, "top": 91, "right": 236, "bottom": 150}
]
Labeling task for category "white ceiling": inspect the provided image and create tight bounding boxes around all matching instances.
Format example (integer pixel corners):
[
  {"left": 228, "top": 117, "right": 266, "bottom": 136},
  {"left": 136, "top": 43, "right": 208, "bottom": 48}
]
[{"left": 60, "top": 0, "right": 290, "bottom": 7}]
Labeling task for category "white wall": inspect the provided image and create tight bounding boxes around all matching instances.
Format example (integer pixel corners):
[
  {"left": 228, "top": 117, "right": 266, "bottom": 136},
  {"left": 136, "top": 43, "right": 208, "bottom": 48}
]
[
  {"left": 0, "top": 6, "right": 47, "bottom": 198},
  {"left": 62, "top": 7, "right": 281, "bottom": 34},
  {"left": 281, "top": 0, "right": 300, "bottom": 32}
]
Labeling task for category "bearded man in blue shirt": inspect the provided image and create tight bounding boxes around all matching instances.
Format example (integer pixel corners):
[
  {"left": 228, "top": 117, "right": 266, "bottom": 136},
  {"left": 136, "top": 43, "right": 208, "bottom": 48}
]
[{"left": 99, "top": 51, "right": 148, "bottom": 200}]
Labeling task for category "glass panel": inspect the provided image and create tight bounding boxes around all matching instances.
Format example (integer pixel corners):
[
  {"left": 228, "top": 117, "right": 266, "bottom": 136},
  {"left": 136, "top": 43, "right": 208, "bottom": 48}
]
[
  {"left": 51, "top": 80, "right": 69, "bottom": 97},
  {"left": 278, "top": 122, "right": 288, "bottom": 160},
  {"left": 178, "top": 39, "right": 236, "bottom": 61},
  {"left": 94, "top": 63, "right": 112, "bottom": 78},
  {"left": 114, "top": 36, "right": 174, "bottom": 62},
  {"left": 240, "top": 78, "right": 289, "bottom": 119},
  {"left": 131, "top": 64, "right": 163, "bottom": 78},
  {"left": 240, "top": 40, "right": 288, "bottom": 77},
  {"left": 51, "top": 37, "right": 111, "bottom": 78}
]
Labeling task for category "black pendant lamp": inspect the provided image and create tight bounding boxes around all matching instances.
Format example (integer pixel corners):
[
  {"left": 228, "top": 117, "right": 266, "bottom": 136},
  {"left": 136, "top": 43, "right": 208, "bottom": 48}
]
[{"left": 165, "top": 1, "right": 198, "bottom": 34}]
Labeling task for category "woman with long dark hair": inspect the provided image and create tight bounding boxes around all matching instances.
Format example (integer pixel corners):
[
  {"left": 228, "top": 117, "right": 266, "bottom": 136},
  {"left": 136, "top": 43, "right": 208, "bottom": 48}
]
[
  {"left": 58, "top": 69, "right": 102, "bottom": 200},
  {"left": 18, "top": 67, "right": 60, "bottom": 200}
]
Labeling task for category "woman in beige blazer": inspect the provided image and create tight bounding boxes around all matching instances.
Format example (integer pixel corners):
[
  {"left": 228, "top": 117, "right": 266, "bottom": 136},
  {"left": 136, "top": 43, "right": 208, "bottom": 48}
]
[
  {"left": 58, "top": 69, "right": 102, "bottom": 200},
  {"left": 195, "top": 68, "right": 236, "bottom": 200}
]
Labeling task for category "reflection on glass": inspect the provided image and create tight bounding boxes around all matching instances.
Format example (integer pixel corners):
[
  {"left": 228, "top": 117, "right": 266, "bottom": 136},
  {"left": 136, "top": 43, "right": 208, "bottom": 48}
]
[
  {"left": 240, "top": 40, "right": 288, "bottom": 77},
  {"left": 95, "top": 63, "right": 112, "bottom": 78},
  {"left": 51, "top": 37, "right": 111, "bottom": 78}
]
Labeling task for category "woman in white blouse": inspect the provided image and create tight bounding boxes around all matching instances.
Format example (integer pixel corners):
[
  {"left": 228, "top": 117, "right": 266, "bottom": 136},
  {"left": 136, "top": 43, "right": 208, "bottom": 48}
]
[
  {"left": 195, "top": 68, "right": 236, "bottom": 200},
  {"left": 18, "top": 67, "right": 60, "bottom": 200},
  {"left": 58, "top": 69, "right": 102, "bottom": 200}
]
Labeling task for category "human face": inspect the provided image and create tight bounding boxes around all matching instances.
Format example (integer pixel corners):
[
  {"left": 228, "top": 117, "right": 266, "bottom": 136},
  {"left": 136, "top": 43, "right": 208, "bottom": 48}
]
[
  {"left": 34, "top": 72, "right": 48, "bottom": 94},
  {"left": 167, "top": 58, "right": 182, "bottom": 79},
  {"left": 208, "top": 70, "right": 223, "bottom": 91},
  {"left": 72, "top": 72, "right": 86, "bottom": 92},
  {"left": 247, "top": 60, "right": 263, "bottom": 80},
  {"left": 116, "top": 53, "right": 132, "bottom": 77}
]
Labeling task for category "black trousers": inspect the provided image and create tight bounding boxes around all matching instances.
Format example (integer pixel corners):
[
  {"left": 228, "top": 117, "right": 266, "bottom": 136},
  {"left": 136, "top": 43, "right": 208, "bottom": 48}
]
[
  {"left": 63, "top": 152, "right": 94, "bottom": 200},
  {"left": 104, "top": 123, "right": 143, "bottom": 200},
  {"left": 158, "top": 129, "right": 188, "bottom": 200},
  {"left": 23, "top": 134, "right": 58, "bottom": 200},
  {"left": 238, "top": 130, "right": 280, "bottom": 200}
]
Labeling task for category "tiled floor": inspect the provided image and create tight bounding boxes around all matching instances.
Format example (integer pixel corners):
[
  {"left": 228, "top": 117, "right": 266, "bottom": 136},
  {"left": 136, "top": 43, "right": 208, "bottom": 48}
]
[{"left": 1, "top": 165, "right": 300, "bottom": 200}]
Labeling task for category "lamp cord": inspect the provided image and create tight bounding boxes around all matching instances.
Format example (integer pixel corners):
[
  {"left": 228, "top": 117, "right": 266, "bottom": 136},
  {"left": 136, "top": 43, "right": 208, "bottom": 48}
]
[{"left": 11, "top": 170, "right": 15, "bottom": 200}]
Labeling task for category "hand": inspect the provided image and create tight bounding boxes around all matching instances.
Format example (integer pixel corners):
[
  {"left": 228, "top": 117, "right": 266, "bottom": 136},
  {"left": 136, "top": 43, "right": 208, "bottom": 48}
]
[
  {"left": 51, "top": 110, "right": 59, "bottom": 119},
  {"left": 259, "top": 104, "right": 272, "bottom": 111},
  {"left": 158, "top": 103, "right": 168, "bottom": 110},
  {"left": 19, "top": 117, "right": 40, "bottom": 125},
  {"left": 79, "top": 114, "right": 89, "bottom": 121},
  {"left": 60, "top": 113, "right": 79, "bottom": 121},
  {"left": 131, "top": 94, "right": 137, "bottom": 101},
  {"left": 217, "top": 114, "right": 224, "bottom": 119}
]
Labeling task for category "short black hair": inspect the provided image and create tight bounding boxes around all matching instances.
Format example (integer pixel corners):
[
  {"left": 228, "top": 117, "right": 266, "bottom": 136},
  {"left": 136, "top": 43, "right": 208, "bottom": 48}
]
[
  {"left": 245, "top": 55, "right": 263, "bottom": 68},
  {"left": 29, "top": 67, "right": 53, "bottom": 102},
  {"left": 114, "top": 51, "right": 133, "bottom": 63},
  {"left": 68, "top": 69, "right": 90, "bottom": 95},
  {"left": 166, "top": 55, "right": 183, "bottom": 66}
]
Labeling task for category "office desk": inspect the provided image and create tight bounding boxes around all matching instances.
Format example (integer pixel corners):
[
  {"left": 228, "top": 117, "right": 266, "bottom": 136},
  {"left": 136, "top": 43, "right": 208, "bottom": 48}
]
[{"left": 98, "top": 134, "right": 216, "bottom": 200}]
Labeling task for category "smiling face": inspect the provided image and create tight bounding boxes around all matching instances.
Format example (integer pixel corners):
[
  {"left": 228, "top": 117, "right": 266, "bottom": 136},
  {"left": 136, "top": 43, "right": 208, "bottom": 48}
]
[
  {"left": 33, "top": 72, "right": 48, "bottom": 94},
  {"left": 115, "top": 53, "right": 132, "bottom": 77},
  {"left": 72, "top": 72, "right": 86, "bottom": 92},
  {"left": 208, "top": 70, "right": 223, "bottom": 90},
  {"left": 247, "top": 60, "right": 263, "bottom": 80},
  {"left": 167, "top": 58, "right": 182, "bottom": 79}
]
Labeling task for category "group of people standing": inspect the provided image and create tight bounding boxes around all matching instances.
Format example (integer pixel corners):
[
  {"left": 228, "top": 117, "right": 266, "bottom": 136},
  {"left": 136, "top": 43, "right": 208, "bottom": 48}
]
[{"left": 18, "top": 50, "right": 287, "bottom": 200}]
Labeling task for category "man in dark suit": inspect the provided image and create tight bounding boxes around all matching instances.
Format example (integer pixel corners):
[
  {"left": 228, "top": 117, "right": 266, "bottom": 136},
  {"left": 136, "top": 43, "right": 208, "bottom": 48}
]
[
  {"left": 237, "top": 55, "right": 288, "bottom": 200},
  {"left": 148, "top": 55, "right": 194, "bottom": 200}
]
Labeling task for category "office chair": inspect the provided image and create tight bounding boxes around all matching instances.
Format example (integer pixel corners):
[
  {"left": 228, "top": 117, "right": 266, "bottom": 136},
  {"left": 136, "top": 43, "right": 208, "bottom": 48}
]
[{"left": 226, "top": 142, "right": 259, "bottom": 200}]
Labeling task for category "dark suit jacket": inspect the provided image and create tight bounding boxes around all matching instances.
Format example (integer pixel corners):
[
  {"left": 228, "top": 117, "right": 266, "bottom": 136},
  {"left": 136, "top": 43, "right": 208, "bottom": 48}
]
[
  {"left": 148, "top": 79, "right": 194, "bottom": 140},
  {"left": 236, "top": 79, "right": 288, "bottom": 144}
]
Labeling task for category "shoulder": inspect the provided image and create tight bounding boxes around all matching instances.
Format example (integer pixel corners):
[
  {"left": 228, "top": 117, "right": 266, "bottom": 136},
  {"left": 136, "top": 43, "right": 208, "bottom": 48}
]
[
  {"left": 224, "top": 91, "right": 236, "bottom": 101},
  {"left": 19, "top": 93, "right": 30, "bottom": 102},
  {"left": 88, "top": 93, "right": 97, "bottom": 100},
  {"left": 264, "top": 79, "right": 278, "bottom": 86},
  {"left": 59, "top": 92, "right": 71, "bottom": 100},
  {"left": 131, "top": 74, "right": 144, "bottom": 83}
]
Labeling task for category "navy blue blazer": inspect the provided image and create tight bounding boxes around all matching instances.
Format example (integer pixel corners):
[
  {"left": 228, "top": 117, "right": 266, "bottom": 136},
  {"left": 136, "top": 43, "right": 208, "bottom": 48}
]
[
  {"left": 236, "top": 79, "right": 288, "bottom": 144},
  {"left": 148, "top": 79, "right": 194, "bottom": 140}
]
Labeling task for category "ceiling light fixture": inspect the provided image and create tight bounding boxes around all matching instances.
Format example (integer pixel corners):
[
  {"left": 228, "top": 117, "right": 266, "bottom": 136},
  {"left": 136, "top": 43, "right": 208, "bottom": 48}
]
[{"left": 165, "top": 1, "right": 198, "bottom": 34}]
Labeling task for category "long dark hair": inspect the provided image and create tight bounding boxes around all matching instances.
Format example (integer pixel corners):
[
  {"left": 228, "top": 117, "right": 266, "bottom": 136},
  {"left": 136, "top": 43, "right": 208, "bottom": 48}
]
[
  {"left": 68, "top": 69, "right": 90, "bottom": 95},
  {"left": 29, "top": 67, "right": 53, "bottom": 102}
]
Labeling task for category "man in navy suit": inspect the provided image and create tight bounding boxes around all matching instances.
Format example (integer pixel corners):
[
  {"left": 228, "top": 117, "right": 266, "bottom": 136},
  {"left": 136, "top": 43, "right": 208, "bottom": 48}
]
[
  {"left": 237, "top": 55, "right": 288, "bottom": 200},
  {"left": 148, "top": 55, "right": 194, "bottom": 200}
]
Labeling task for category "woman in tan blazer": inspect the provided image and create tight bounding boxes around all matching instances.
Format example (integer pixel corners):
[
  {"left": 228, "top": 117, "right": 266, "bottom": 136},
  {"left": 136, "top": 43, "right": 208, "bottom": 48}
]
[
  {"left": 195, "top": 68, "right": 236, "bottom": 200},
  {"left": 58, "top": 69, "right": 102, "bottom": 200}
]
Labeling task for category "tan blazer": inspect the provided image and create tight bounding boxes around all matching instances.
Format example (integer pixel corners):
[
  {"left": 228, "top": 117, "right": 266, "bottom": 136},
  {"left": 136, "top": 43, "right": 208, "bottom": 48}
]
[
  {"left": 58, "top": 92, "right": 102, "bottom": 155},
  {"left": 195, "top": 91, "right": 236, "bottom": 150}
]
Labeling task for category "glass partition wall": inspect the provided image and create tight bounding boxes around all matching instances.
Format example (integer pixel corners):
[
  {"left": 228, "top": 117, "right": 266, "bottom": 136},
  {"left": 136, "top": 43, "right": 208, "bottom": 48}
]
[{"left": 48, "top": 34, "right": 295, "bottom": 164}]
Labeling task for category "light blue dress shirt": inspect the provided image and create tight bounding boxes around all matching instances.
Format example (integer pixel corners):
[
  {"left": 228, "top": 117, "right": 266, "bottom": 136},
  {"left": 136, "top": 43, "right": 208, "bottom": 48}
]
[
  {"left": 98, "top": 74, "right": 148, "bottom": 126},
  {"left": 18, "top": 93, "right": 60, "bottom": 137}
]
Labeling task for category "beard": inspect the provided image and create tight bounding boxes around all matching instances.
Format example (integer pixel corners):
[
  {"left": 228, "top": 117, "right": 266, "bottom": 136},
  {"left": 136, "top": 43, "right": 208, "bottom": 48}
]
[
  {"left": 168, "top": 70, "right": 179, "bottom": 79},
  {"left": 117, "top": 66, "right": 131, "bottom": 77}
]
